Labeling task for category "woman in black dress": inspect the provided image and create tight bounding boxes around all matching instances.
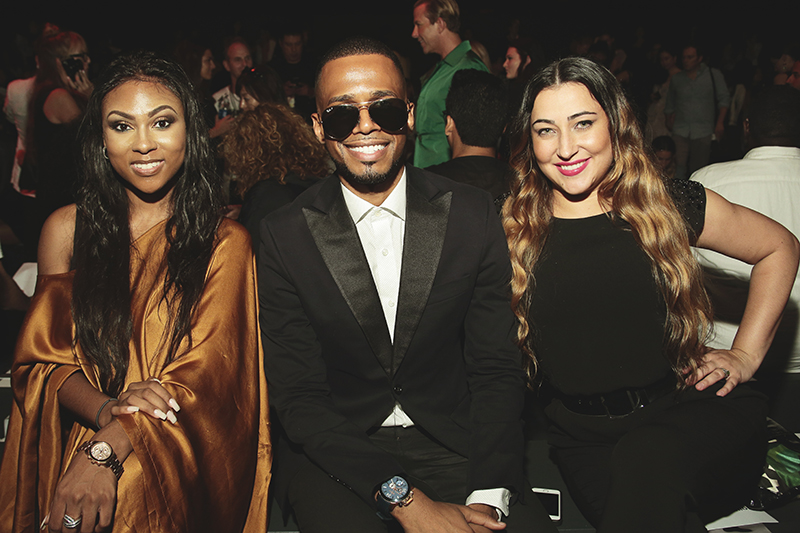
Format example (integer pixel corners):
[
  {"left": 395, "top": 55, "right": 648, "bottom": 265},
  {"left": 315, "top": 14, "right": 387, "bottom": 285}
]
[{"left": 503, "top": 57, "right": 799, "bottom": 532}]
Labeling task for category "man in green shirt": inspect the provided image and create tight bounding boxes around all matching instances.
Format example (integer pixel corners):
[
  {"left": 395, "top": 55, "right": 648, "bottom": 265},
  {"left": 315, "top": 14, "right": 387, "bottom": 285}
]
[{"left": 411, "top": 0, "right": 488, "bottom": 168}]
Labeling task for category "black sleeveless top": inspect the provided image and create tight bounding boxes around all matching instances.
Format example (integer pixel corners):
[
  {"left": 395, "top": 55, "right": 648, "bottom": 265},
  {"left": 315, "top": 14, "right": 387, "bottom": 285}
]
[
  {"left": 32, "top": 87, "right": 80, "bottom": 214},
  {"left": 529, "top": 180, "right": 706, "bottom": 396}
]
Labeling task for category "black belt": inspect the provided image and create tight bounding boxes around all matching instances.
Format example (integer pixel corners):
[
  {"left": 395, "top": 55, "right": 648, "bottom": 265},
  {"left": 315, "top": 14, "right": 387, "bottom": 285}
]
[{"left": 544, "top": 375, "right": 678, "bottom": 417}]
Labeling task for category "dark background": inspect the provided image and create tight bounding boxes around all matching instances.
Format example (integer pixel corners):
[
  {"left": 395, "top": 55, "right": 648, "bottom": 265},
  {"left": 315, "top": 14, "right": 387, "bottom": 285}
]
[{"left": 1, "top": 0, "right": 788, "bottom": 86}]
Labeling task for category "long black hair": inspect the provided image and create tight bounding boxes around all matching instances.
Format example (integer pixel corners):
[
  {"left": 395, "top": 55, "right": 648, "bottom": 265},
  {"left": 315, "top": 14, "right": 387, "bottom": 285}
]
[{"left": 72, "top": 50, "right": 224, "bottom": 396}]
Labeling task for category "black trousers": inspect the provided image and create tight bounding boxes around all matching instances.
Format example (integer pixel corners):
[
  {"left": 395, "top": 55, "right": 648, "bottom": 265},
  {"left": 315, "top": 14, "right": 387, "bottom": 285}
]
[
  {"left": 546, "top": 382, "right": 767, "bottom": 533},
  {"left": 750, "top": 370, "right": 800, "bottom": 434},
  {"left": 287, "top": 426, "right": 557, "bottom": 533}
]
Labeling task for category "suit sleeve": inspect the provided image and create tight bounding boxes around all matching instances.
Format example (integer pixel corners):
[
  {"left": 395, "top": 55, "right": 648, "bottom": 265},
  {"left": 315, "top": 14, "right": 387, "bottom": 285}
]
[
  {"left": 463, "top": 198, "right": 527, "bottom": 496},
  {"left": 258, "top": 216, "right": 404, "bottom": 505}
]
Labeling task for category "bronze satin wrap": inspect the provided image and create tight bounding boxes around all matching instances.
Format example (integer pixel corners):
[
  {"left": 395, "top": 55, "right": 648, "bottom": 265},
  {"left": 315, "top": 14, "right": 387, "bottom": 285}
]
[{"left": 0, "top": 219, "right": 271, "bottom": 532}]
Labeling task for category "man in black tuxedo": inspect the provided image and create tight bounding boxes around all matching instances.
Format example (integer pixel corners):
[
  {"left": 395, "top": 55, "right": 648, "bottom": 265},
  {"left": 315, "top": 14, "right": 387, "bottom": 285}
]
[{"left": 258, "top": 37, "right": 554, "bottom": 533}]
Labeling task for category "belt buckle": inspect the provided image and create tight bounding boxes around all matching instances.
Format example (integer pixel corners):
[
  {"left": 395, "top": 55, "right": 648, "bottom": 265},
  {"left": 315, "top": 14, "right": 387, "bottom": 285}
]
[{"left": 600, "top": 389, "right": 644, "bottom": 418}]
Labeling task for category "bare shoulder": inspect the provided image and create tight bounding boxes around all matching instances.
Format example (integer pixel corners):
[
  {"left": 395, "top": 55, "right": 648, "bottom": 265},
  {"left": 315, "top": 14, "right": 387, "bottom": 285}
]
[
  {"left": 43, "top": 88, "right": 81, "bottom": 124},
  {"left": 38, "top": 205, "right": 77, "bottom": 275}
]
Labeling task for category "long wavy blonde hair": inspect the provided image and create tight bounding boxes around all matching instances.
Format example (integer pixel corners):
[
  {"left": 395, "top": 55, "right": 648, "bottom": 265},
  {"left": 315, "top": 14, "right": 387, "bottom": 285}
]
[{"left": 502, "top": 57, "right": 712, "bottom": 385}]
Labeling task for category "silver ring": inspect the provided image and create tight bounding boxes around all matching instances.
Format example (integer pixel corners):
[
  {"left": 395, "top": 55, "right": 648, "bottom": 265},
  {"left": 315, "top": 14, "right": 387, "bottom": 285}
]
[
  {"left": 720, "top": 368, "right": 731, "bottom": 379},
  {"left": 63, "top": 514, "right": 82, "bottom": 529}
]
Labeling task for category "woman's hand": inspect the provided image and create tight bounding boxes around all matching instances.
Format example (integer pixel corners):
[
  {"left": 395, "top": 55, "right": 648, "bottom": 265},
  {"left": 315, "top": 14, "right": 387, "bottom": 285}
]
[
  {"left": 66, "top": 70, "right": 94, "bottom": 101},
  {"left": 44, "top": 452, "right": 116, "bottom": 532},
  {"left": 210, "top": 114, "right": 234, "bottom": 138},
  {"left": 686, "top": 347, "right": 761, "bottom": 397},
  {"left": 109, "top": 378, "right": 180, "bottom": 425}
]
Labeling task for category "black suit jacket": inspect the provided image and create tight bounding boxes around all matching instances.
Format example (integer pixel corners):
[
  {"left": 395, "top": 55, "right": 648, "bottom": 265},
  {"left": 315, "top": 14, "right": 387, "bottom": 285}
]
[{"left": 258, "top": 166, "right": 526, "bottom": 506}]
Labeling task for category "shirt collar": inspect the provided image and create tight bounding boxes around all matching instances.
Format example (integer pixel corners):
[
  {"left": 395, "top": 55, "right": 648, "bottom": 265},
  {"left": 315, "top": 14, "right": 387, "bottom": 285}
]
[
  {"left": 341, "top": 168, "right": 407, "bottom": 224},
  {"left": 442, "top": 40, "right": 472, "bottom": 66},
  {"left": 745, "top": 146, "right": 800, "bottom": 160}
]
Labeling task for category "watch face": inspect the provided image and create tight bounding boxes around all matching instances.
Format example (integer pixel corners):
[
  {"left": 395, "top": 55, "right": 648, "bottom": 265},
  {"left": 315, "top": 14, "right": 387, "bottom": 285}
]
[
  {"left": 381, "top": 476, "right": 409, "bottom": 502},
  {"left": 90, "top": 442, "right": 113, "bottom": 462}
]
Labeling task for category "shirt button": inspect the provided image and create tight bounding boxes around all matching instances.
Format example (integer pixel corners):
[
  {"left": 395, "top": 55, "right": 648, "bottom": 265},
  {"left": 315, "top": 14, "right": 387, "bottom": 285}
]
[
  {"left": 382, "top": 248, "right": 389, "bottom": 256},
  {"left": 388, "top": 300, "right": 395, "bottom": 307},
  {"left": 393, "top": 385, "right": 403, "bottom": 395}
]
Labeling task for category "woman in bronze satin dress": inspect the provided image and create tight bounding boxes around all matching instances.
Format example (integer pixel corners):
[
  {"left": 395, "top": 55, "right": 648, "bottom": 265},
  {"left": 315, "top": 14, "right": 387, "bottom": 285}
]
[{"left": 0, "top": 51, "right": 271, "bottom": 533}]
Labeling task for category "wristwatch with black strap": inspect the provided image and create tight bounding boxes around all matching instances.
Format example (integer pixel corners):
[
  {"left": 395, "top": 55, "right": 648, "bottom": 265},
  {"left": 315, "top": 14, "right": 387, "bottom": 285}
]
[{"left": 376, "top": 475, "right": 414, "bottom": 519}]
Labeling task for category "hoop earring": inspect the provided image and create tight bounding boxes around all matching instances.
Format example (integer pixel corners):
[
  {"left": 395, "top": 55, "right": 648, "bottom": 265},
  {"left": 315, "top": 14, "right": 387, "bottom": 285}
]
[{"left": 103, "top": 146, "right": 108, "bottom": 160}]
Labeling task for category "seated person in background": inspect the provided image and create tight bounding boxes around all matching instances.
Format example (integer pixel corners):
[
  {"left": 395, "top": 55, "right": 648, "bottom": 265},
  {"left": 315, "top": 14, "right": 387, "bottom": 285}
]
[
  {"left": 211, "top": 38, "right": 252, "bottom": 138},
  {"left": 220, "top": 101, "right": 329, "bottom": 254},
  {"left": 0, "top": 51, "right": 270, "bottom": 532},
  {"left": 692, "top": 85, "right": 800, "bottom": 433},
  {"left": 426, "top": 68, "right": 511, "bottom": 206},
  {"left": 269, "top": 27, "right": 316, "bottom": 122},
  {"left": 236, "top": 65, "right": 287, "bottom": 111},
  {"left": 259, "top": 36, "right": 557, "bottom": 533},
  {"left": 652, "top": 135, "right": 677, "bottom": 179},
  {"left": 504, "top": 56, "right": 799, "bottom": 532}
]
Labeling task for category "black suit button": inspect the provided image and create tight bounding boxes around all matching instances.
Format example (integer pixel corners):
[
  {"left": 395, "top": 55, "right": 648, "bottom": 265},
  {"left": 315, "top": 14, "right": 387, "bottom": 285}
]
[{"left": 393, "top": 385, "right": 403, "bottom": 395}]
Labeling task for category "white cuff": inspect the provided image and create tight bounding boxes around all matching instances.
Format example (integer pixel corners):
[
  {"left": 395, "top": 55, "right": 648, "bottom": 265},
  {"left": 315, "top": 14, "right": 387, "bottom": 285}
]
[{"left": 465, "top": 488, "right": 511, "bottom": 519}]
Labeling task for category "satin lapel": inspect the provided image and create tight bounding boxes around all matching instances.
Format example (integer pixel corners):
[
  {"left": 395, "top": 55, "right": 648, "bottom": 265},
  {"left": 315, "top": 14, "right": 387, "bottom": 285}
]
[
  {"left": 303, "top": 182, "right": 394, "bottom": 376},
  {"left": 392, "top": 173, "right": 452, "bottom": 374}
]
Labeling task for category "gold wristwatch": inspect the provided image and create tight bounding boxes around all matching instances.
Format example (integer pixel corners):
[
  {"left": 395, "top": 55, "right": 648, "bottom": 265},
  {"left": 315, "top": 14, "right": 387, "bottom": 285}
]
[{"left": 78, "top": 441, "right": 124, "bottom": 480}]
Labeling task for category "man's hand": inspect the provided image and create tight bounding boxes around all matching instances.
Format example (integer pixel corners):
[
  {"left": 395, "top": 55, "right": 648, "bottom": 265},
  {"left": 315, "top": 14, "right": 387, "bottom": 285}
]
[
  {"left": 392, "top": 489, "right": 505, "bottom": 533},
  {"left": 466, "top": 503, "right": 502, "bottom": 533}
]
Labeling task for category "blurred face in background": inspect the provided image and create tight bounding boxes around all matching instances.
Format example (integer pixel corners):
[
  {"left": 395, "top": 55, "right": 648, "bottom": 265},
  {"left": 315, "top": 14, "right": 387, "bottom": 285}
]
[
  {"left": 655, "top": 149, "right": 675, "bottom": 171},
  {"left": 503, "top": 47, "right": 529, "bottom": 79},
  {"left": 280, "top": 34, "right": 304, "bottom": 64},
  {"left": 239, "top": 86, "right": 259, "bottom": 111},
  {"left": 412, "top": 3, "right": 440, "bottom": 56},
  {"left": 682, "top": 47, "right": 702, "bottom": 73},
  {"left": 787, "top": 61, "right": 800, "bottom": 90},
  {"left": 58, "top": 41, "right": 91, "bottom": 84},
  {"left": 224, "top": 42, "right": 252, "bottom": 84},
  {"left": 659, "top": 51, "right": 676, "bottom": 72},
  {"left": 200, "top": 49, "right": 215, "bottom": 81}
]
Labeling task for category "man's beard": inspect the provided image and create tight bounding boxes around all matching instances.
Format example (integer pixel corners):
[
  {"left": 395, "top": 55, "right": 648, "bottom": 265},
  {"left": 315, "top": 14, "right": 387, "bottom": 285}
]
[{"left": 334, "top": 153, "right": 405, "bottom": 188}]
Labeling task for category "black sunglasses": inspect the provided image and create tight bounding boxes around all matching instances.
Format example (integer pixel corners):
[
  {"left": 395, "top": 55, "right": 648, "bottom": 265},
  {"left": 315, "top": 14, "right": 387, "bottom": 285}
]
[{"left": 320, "top": 98, "right": 409, "bottom": 141}]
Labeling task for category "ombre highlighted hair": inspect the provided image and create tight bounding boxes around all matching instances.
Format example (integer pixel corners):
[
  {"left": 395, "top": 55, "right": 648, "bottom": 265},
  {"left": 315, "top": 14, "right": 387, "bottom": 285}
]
[{"left": 501, "top": 57, "right": 712, "bottom": 385}]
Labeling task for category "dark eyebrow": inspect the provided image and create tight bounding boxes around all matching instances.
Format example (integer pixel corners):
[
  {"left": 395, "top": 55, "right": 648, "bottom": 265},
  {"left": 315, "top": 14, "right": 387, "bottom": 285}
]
[
  {"left": 106, "top": 105, "right": 179, "bottom": 121},
  {"left": 327, "top": 90, "right": 399, "bottom": 106},
  {"left": 532, "top": 111, "right": 597, "bottom": 126},
  {"left": 568, "top": 111, "right": 597, "bottom": 121}
]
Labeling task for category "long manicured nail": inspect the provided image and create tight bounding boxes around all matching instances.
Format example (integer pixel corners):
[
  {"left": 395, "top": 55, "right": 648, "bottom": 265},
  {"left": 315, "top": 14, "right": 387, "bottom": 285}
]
[
  {"left": 166, "top": 411, "right": 178, "bottom": 424},
  {"left": 154, "top": 409, "right": 167, "bottom": 420},
  {"left": 126, "top": 406, "right": 140, "bottom": 413},
  {"left": 168, "top": 398, "right": 181, "bottom": 412},
  {"left": 40, "top": 514, "right": 49, "bottom": 530}
]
